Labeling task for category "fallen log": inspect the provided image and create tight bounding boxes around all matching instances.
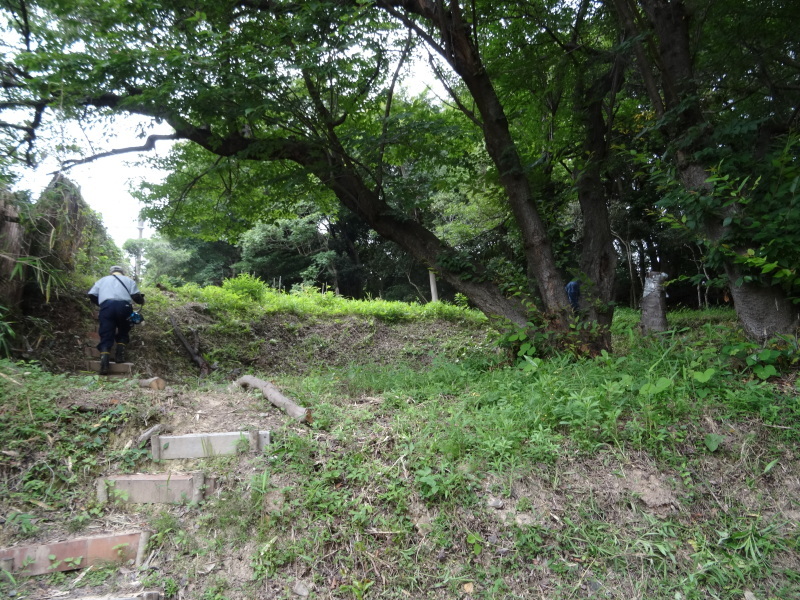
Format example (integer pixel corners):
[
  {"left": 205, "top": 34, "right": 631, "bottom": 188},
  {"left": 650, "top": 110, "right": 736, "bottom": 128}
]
[
  {"left": 169, "top": 314, "right": 212, "bottom": 375},
  {"left": 236, "top": 375, "right": 311, "bottom": 424},
  {"left": 139, "top": 376, "right": 166, "bottom": 390}
]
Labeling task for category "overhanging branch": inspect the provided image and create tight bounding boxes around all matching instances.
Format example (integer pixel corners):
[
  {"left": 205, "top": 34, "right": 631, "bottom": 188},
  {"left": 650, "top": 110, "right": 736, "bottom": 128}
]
[{"left": 52, "top": 133, "right": 180, "bottom": 173}]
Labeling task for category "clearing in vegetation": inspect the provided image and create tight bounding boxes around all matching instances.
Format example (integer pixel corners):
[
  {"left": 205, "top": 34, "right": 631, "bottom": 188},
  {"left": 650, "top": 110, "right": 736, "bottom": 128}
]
[{"left": 0, "top": 282, "right": 798, "bottom": 599}]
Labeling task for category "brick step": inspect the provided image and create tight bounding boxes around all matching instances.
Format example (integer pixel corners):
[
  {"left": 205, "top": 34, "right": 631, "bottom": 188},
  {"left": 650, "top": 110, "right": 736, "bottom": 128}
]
[
  {"left": 97, "top": 472, "right": 215, "bottom": 504},
  {"left": 86, "top": 360, "right": 134, "bottom": 375},
  {"left": 0, "top": 531, "right": 148, "bottom": 576},
  {"left": 151, "top": 431, "right": 271, "bottom": 460}
]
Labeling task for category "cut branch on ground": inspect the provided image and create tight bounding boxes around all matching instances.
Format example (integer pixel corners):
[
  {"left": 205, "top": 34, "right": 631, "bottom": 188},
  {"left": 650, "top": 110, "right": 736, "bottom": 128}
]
[{"left": 236, "top": 374, "right": 312, "bottom": 424}]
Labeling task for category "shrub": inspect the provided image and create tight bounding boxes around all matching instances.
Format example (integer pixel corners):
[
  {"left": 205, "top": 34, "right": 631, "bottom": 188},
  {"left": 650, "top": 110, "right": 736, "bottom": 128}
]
[{"left": 222, "top": 273, "right": 267, "bottom": 302}]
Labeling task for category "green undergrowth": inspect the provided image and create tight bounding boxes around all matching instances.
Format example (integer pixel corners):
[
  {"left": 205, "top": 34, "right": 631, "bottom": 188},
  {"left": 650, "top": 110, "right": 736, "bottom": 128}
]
[
  {"left": 138, "top": 277, "right": 491, "bottom": 377},
  {"left": 0, "top": 362, "right": 145, "bottom": 534},
  {"left": 1, "top": 302, "right": 799, "bottom": 599},
  {"left": 171, "top": 275, "right": 487, "bottom": 323},
  {"left": 198, "top": 335, "right": 799, "bottom": 598}
]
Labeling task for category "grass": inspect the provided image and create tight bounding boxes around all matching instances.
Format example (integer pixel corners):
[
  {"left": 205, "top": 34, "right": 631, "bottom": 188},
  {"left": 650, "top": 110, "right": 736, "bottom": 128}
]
[
  {"left": 0, "top": 364, "right": 141, "bottom": 515},
  {"left": 0, "top": 296, "right": 798, "bottom": 599},
  {"left": 175, "top": 276, "right": 487, "bottom": 323}
]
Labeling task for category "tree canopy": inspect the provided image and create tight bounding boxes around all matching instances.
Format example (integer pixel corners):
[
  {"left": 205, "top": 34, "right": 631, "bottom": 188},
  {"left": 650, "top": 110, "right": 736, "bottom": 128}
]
[{"left": 1, "top": 0, "right": 798, "bottom": 343}]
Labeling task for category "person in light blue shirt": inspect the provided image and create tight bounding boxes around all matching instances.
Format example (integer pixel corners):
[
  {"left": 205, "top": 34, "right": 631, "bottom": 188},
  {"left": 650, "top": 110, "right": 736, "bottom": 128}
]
[{"left": 88, "top": 266, "right": 144, "bottom": 374}]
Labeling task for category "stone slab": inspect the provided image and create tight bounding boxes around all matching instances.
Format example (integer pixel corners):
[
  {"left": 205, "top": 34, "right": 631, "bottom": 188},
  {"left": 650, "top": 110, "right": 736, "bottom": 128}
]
[
  {"left": 97, "top": 473, "right": 206, "bottom": 504},
  {"left": 0, "top": 531, "right": 143, "bottom": 576},
  {"left": 152, "top": 431, "right": 271, "bottom": 460},
  {"left": 86, "top": 360, "right": 134, "bottom": 375},
  {"left": 84, "top": 346, "right": 101, "bottom": 358}
]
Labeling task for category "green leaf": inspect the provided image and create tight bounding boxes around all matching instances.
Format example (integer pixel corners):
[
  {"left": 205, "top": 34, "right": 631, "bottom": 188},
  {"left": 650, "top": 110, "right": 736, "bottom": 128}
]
[
  {"left": 640, "top": 377, "right": 673, "bottom": 396},
  {"left": 760, "top": 262, "right": 778, "bottom": 274},
  {"left": 753, "top": 364, "right": 778, "bottom": 380},
  {"left": 762, "top": 458, "right": 780, "bottom": 475},
  {"left": 704, "top": 433, "right": 725, "bottom": 452},
  {"left": 691, "top": 368, "right": 715, "bottom": 383}
]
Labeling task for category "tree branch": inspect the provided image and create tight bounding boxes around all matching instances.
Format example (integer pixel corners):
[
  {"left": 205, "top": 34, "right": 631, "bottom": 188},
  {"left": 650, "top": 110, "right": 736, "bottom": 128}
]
[
  {"left": 376, "top": 1, "right": 447, "bottom": 58},
  {"left": 51, "top": 134, "right": 180, "bottom": 173},
  {"left": 427, "top": 51, "right": 481, "bottom": 126},
  {"left": 376, "top": 30, "right": 414, "bottom": 190}
]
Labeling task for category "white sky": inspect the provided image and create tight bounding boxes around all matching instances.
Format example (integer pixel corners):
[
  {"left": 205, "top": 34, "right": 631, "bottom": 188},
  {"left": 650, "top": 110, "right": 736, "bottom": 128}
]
[{"left": 12, "top": 117, "right": 173, "bottom": 248}]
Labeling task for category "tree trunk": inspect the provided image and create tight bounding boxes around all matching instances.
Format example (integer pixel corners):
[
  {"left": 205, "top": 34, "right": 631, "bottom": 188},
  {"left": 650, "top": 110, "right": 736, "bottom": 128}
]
[
  {"left": 574, "top": 66, "right": 620, "bottom": 346},
  {"left": 297, "top": 147, "right": 534, "bottom": 327},
  {"left": 0, "top": 192, "right": 27, "bottom": 309},
  {"left": 237, "top": 375, "right": 311, "bottom": 424},
  {"left": 628, "top": 0, "right": 800, "bottom": 338},
  {"left": 378, "top": 0, "right": 572, "bottom": 323},
  {"left": 138, "top": 376, "right": 166, "bottom": 390},
  {"left": 723, "top": 265, "right": 799, "bottom": 342}
]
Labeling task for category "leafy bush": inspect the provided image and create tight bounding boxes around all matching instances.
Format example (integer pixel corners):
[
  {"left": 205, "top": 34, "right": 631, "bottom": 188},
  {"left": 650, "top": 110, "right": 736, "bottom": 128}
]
[
  {"left": 222, "top": 273, "right": 267, "bottom": 302},
  {"left": 177, "top": 283, "right": 255, "bottom": 315},
  {"left": 722, "top": 335, "right": 799, "bottom": 380}
]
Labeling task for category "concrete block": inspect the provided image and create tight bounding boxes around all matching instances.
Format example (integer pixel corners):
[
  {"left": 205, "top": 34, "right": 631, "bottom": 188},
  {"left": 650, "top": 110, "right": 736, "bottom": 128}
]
[
  {"left": 0, "top": 531, "right": 143, "bottom": 576},
  {"left": 86, "top": 360, "right": 134, "bottom": 375},
  {"left": 97, "top": 472, "right": 208, "bottom": 504},
  {"left": 151, "top": 431, "right": 271, "bottom": 460}
]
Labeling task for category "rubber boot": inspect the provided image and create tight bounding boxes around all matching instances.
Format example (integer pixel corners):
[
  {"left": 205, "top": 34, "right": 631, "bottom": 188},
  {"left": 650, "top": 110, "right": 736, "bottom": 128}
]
[
  {"left": 115, "top": 343, "right": 126, "bottom": 364},
  {"left": 99, "top": 352, "right": 111, "bottom": 375}
]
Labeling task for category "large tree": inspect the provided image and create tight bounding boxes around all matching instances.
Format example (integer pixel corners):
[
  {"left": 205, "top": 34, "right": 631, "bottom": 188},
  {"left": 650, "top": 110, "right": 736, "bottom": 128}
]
[
  {"left": 2, "top": 0, "right": 797, "bottom": 340},
  {"left": 0, "top": 0, "right": 622, "bottom": 335},
  {"left": 609, "top": 0, "right": 800, "bottom": 338}
]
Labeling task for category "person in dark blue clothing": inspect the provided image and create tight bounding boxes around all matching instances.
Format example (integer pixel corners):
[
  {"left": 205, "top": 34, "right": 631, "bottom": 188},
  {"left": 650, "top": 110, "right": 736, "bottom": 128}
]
[
  {"left": 88, "top": 266, "right": 144, "bottom": 374},
  {"left": 565, "top": 279, "right": 581, "bottom": 313}
]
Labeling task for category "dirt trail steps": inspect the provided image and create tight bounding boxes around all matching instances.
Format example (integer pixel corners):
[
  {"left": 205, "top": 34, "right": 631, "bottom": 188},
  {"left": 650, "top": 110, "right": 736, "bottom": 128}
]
[
  {"left": 0, "top": 330, "right": 276, "bottom": 598},
  {"left": 83, "top": 333, "right": 133, "bottom": 377}
]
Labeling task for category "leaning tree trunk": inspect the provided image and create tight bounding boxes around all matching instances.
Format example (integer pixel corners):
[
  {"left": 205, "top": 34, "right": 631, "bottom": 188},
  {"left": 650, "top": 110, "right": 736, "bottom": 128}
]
[
  {"left": 320, "top": 162, "right": 532, "bottom": 326},
  {"left": 375, "top": 0, "right": 572, "bottom": 325}
]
